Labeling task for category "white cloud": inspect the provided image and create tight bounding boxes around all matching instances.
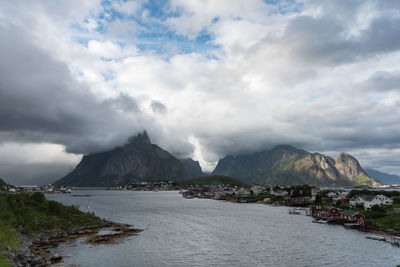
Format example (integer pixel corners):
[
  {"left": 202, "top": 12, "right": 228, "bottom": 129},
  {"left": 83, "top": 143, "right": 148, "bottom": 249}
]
[{"left": 1, "top": 0, "right": 400, "bottom": 182}]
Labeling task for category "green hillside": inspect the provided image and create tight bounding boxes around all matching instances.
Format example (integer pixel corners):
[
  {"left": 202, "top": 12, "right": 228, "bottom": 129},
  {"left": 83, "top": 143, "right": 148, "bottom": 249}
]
[
  {"left": 0, "top": 193, "right": 103, "bottom": 266},
  {"left": 176, "top": 175, "right": 249, "bottom": 187}
]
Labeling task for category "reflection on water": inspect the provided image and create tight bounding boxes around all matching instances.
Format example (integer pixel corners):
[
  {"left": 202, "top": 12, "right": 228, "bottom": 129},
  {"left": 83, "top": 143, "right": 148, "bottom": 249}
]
[{"left": 47, "top": 191, "right": 400, "bottom": 267}]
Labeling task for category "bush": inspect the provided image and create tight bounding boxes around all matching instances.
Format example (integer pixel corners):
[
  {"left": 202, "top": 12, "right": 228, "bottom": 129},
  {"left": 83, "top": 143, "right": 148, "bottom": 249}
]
[
  {"left": 31, "top": 192, "right": 45, "bottom": 203},
  {"left": 48, "top": 201, "right": 62, "bottom": 216},
  {"left": 371, "top": 204, "right": 386, "bottom": 213}
]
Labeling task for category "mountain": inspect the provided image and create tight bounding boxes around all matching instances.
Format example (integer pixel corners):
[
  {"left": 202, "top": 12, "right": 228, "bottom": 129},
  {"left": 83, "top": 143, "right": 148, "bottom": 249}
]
[
  {"left": 212, "top": 145, "right": 381, "bottom": 187},
  {"left": 0, "top": 178, "right": 10, "bottom": 188},
  {"left": 180, "top": 158, "right": 203, "bottom": 177},
  {"left": 365, "top": 169, "right": 400, "bottom": 185},
  {"left": 54, "top": 131, "right": 191, "bottom": 187},
  {"left": 176, "top": 175, "right": 249, "bottom": 188}
]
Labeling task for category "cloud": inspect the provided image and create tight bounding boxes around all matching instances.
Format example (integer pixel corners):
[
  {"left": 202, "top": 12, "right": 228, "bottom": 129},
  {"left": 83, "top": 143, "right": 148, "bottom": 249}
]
[
  {"left": 0, "top": 22, "right": 152, "bottom": 154},
  {"left": 1, "top": 0, "right": 400, "bottom": 184},
  {"left": 151, "top": 100, "right": 167, "bottom": 114}
]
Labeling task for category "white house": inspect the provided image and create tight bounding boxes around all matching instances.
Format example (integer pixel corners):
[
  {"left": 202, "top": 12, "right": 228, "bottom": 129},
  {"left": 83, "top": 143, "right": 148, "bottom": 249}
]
[
  {"left": 250, "top": 186, "right": 264, "bottom": 195},
  {"left": 375, "top": 194, "right": 393, "bottom": 205},
  {"left": 311, "top": 188, "right": 320, "bottom": 201},
  {"left": 363, "top": 195, "right": 393, "bottom": 209},
  {"left": 271, "top": 189, "right": 288, "bottom": 197},
  {"left": 235, "top": 187, "right": 251, "bottom": 197},
  {"left": 349, "top": 195, "right": 365, "bottom": 207}
]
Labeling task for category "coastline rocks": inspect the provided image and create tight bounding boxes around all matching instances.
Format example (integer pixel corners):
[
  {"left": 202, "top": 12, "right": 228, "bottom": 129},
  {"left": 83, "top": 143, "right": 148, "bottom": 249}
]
[
  {"left": 50, "top": 254, "right": 63, "bottom": 264},
  {"left": 8, "top": 221, "right": 142, "bottom": 266}
]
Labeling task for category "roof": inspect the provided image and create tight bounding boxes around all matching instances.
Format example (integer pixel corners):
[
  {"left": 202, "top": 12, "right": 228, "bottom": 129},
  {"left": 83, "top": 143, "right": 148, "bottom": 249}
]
[
  {"left": 364, "top": 195, "right": 376, "bottom": 202},
  {"left": 341, "top": 210, "right": 361, "bottom": 217}
]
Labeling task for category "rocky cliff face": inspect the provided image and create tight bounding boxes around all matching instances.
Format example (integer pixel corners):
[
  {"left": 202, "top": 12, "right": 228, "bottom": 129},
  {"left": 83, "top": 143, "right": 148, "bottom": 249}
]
[
  {"left": 180, "top": 158, "right": 203, "bottom": 177},
  {"left": 212, "top": 145, "right": 380, "bottom": 186},
  {"left": 54, "top": 132, "right": 191, "bottom": 186}
]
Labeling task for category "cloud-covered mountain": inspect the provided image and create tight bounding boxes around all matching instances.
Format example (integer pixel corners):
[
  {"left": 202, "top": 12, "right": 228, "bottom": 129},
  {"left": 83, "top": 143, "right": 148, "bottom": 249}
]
[
  {"left": 54, "top": 132, "right": 192, "bottom": 187},
  {"left": 213, "top": 145, "right": 380, "bottom": 187}
]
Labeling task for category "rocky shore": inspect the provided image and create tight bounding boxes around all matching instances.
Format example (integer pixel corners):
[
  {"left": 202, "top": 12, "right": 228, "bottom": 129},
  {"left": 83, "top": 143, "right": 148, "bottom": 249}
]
[{"left": 8, "top": 221, "right": 143, "bottom": 266}]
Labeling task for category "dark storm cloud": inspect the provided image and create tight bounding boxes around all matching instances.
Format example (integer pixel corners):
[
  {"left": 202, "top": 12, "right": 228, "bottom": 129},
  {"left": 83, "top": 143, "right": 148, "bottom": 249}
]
[
  {"left": 0, "top": 23, "right": 148, "bottom": 154},
  {"left": 150, "top": 100, "right": 167, "bottom": 114}
]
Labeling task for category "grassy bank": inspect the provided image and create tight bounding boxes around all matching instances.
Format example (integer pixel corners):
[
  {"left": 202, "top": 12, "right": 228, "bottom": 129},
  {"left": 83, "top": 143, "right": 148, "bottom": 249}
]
[{"left": 0, "top": 192, "right": 104, "bottom": 266}]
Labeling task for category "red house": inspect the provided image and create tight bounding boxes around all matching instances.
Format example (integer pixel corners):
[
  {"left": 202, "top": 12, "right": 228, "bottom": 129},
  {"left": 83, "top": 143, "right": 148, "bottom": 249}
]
[
  {"left": 312, "top": 206, "right": 340, "bottom": 219},
  {"left": 358, "top": 217, "right": 374, "bottom": 228},
  {"left": 339, "top": 210, "right": 365, "bottom": 222}
]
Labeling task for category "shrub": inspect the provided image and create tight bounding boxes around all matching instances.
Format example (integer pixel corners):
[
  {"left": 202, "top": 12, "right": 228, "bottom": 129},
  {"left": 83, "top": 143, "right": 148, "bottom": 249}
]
[
  {"left": 371, "top": 204, "right": 386, "bottom": 213},
  {"left": 31, "top": 192, "right": 45, "bottom": 203}
]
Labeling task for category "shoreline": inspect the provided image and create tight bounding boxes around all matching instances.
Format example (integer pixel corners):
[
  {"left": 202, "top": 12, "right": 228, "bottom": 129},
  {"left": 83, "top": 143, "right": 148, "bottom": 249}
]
[{"left": 10, "top": 221, "right": 143, "bottom": 266}]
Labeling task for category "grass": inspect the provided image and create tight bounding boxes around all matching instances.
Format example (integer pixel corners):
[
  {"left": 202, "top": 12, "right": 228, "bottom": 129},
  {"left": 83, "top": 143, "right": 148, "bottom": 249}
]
[
  {"left": 0, "top": 192, "right": 104, "bottom": 265},
  {"left": 0, "top": 224, "right": 18, "bottom": 267},
  {"left": 176, "top": 175, "right": 249, "bottom": 188},
  {"left": 374, "top": 213, "right": 400, "bottom": 231}
]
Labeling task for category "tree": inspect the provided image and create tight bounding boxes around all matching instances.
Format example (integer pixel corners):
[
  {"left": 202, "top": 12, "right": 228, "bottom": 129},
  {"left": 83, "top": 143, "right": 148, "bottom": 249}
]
[{"left": 315, "top": 195, "right": 322, "bottom": 204}]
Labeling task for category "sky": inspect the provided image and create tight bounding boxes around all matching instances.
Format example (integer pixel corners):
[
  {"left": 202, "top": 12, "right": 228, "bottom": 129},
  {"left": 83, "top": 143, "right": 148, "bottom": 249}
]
[{"left": 1, "top": 0, "right": 400, "bottom": 185}]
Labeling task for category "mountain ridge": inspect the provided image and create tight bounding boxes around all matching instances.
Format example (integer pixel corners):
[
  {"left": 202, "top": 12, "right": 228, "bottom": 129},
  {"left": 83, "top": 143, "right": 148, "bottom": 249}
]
[
  {"left": 365, "top": 168, "right": 400, "bottom": 185},
  {"left": 212, "top": 145, "right": 380, "bottom": 186}
]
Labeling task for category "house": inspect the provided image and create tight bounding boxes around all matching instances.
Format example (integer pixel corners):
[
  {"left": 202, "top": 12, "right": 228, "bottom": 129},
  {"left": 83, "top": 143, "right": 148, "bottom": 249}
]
[
  {"left": 312, "top": 206, "right": 340, "bottom": 219},
  {"left": 358, "top": 217, "right": 374, "bottom": 228},
  {"left": 250, "top": 186, "right": 264, "bottom": 195},
  {"left": 363, "top": 194, "right": 393, "bottom": 209},
  {"left": 311, "top": 188, "right": 320, "bottom": 201},
  {"left": 291, "top": 197, "right": 312, "bottom": 206},
  {"left": 349, "top": 195, "right": 365, "bottom": 207},
  {"left": 375, "top": 194, "right": 393, "bottom": 205},
  {"left": 271, "top": 189, "right": 288, "bottom": 197},
  {"left": 339, "top": 210, "right": 365, "bottom": 222},
  {"left": 341, "top": 199, "right": 350, "bottom": 205},
  {"left": 235, "top": 187, "right": 251, "bottom": 197}
]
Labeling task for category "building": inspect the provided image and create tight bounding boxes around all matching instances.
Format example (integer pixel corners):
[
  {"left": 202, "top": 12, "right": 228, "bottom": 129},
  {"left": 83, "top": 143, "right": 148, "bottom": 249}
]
[
  {"left": 311, "top": 188, "right": 320, "bottom": 201},
  {"left": 363, "top": 194, "right": 393, "bottom": 209},
  {"left": 271, "top": 189, "right": 288, "bottom": 197},
  {"left": 339, "top": 210, "right": 365, "bottom": 222},
  {"left": 235, "top": 187, "right": 251, "bottom": 197},
  {"left": 250, "top": 186, "right": 264, "bottom": 195}
]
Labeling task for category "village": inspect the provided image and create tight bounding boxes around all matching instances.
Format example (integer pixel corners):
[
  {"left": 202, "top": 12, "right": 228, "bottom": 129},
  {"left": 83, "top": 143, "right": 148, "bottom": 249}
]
[
  {"left": 180, "top": 183, "right": 400, "bottom": 244},
  {"left": 0, "top": 183, "right": 72, "bottom": 194}
]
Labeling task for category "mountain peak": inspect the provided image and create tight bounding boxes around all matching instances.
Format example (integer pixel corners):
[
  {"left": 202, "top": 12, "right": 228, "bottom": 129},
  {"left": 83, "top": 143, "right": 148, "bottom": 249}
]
[
  {"left": 271, "top": 144, "right": 307, "bottom": 154},
  {"left": 127, "top": 130, "right": 151, "bottom": 145}
]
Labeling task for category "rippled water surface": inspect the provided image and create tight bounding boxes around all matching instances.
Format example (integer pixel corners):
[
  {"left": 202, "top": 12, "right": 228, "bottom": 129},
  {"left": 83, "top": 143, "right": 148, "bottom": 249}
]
[{"left": 47, "top": 190, "right": 400, "bottom": 266}]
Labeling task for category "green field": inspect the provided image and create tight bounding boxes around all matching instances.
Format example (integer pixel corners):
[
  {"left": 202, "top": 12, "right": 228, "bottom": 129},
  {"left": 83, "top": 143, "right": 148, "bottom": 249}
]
[
  {"left": 176, "top": 175, "right": 249, "bottom": 187},
  {"left": 0, "top": 192, "right": 104, "bottom": 266}
]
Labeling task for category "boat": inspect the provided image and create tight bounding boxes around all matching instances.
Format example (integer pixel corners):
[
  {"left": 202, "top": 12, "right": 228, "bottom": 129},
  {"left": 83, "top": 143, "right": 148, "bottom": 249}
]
[
  {"left": 312, "top": 219, "right": 328, "bottom": 224},
  {"left": 185, "top": 195, "right": 195, "bottom": 199},
  {"left": 343, "top": 223, "right": 360, "bottom": 229},
  {"left": 289, "top": 209, "right": 301, "bottom": 215}
]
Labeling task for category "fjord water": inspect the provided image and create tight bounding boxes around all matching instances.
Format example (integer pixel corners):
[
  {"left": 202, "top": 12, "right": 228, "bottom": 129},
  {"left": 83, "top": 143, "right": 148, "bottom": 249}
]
[{"left": 47, "top": 191, "right": 399, "bottom": 266}]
